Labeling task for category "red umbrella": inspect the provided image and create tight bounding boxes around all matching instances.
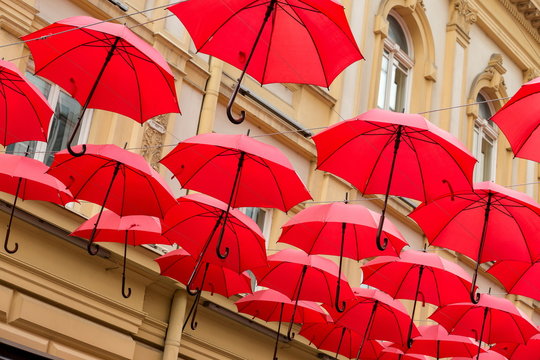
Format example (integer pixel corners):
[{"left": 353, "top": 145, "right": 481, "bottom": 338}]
[
  {"left": 313, "top": 109, "right": 475, "bottom": 251},
  {"left": 378, "top": 347, "right": 427, "bottom": 360},
  {"left": 452, "top": 350, "right": 509, "bottom": 360},
  {"left": 487, "top": 260, "right": 540, "bottom": 301},
  {"left": 235, "top": 289, "right": 326, "bottom": 359},
  {"left": 278, "top": 200, "right": 408, "bottom": 312},
  {"left": 361, "top": 250, "right": 475, "bottom": 346},
  {"left": 72, "top": 210, "right": 169, "bottom": 298},
  {"left": 327, "top": 288, "right": 420, "bottom": 359},
  {"left": 156, "top": 248, "right": 252, "bottom": 330},
  {"left": 491, "top": 333, "right": 540, "bottom": 360},
  {"left": 392, "top": 325, "right": 484, "bottom": 360},
  {"left": 0, "top": 153, "right": 74, "bottom": 253},
  {"left": 0, "top": 60, "right": 53, "bottom": 145},
  {"left": 48, "top": 144, "right": 177, "bottom": 254},
  {"left": 429, "top": 294, "right": 539, "bottom": 360},
  {"left": 250, "top": 249, "right": 354, "bottom": 340},
  {"left": 490, "top": 76, "right": 540, "bottom": 162},
  {"left": 300, "top": 317, "right": 384, "bottom": 360},
  {"left": 22, "top": 16, "right": 180, "bottom": 156},
  {"left": 168, "top": 0, "right": 362, "bottom": 123},
  {"left": 409, "top": 181, "right": 540, "bottom": 303}
]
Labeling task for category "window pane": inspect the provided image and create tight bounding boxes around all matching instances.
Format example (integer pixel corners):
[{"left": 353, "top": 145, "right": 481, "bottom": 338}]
[
  {"left": 243, "top": 207, "right": 266, "bottom": 231},
  {"left": 389, "top": 61, "right": 407, "bottom": 112},
  {"left": 377, "top": 54, "right": 389, "bottom": 109},
  {"left": 481, "top": 137, "right": 493, "bottom": 181},
  {"left": 43, "top": 91, "right": 82, "bottom": 165},
  {"left": 388, "top": 16, "right": 408, "bottom": 54},
  {"left": 25, "top": 71, "right": 51, "bottom": 99}
]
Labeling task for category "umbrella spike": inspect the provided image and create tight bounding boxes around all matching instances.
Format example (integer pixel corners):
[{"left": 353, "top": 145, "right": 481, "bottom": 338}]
[{"left": 4, "top": 178, "right": 22, "bottom": 254}]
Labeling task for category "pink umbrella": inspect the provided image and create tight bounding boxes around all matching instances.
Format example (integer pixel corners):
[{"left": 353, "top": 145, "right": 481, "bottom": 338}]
[{"left": 487, "top": 260, "right": 540, "bottom": 301}]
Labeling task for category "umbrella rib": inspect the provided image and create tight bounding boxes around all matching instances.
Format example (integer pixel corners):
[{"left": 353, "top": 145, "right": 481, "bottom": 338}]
[
  {"left": 119, "top": 165, "right": 128, "bottom": 216},
  {"left": 64, "top": 157, "right": 116, "bottom": 199},
  {"left": 121, "top": 46, "right": 144, "bottom": 121},
  {"left": 260, "top": 3, "right": 278, "bottom": 85},
  {"left": 360, "top": 131, "right": 397, "bottom": 195},
  {"left": 425, "top": 202, "right": 476, "bottom": 247},
  {"left": 140, "top": 168, "right": 166, "bottom": 218},
  {"left": 407, "top": 134, "right": 429, "bottom": 202},
  {"left": 505, "top": 206, "right": 537, "bottom": 262},
  {"left": 180, "top": 147, "right": 234, "bottom": 189},
  {"left": 260, "top": 157, "right": 288, "bottom": 211}
]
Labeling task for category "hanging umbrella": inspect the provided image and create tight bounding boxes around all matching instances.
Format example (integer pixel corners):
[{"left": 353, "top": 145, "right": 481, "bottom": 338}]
[
  {"left": 21, "top": 16, "right": 180, "bottom": 156},
  {"left": 451, "top": 349, "right": 509, "bottom": 360},
  {"left": 72, "top": 210, "right": 169, "bottom": 298},
  {"left": 312, "top": 109, "right": 476, "bottom": 251},
  {"left": 490, "top": 76, "right": 540, "bottom": 162},
  {"left": 377, "top": 346, "right": 427, "bottom": 360},
  {"left": 250, "top": 249, "right": 355, "bottom": 340},
  {"left": 391, "top": 325, "right": 485, "bottom": 360},
  {"left": 361, "top": 250, "right": 475, "bottom": 346},
  {"left": 487, "top": 260, "right": 540, "bottom": 301},
  {"left": 235, "top": 289, "right": 326, "bottom": 359},
  {"left": 429, "top": 294, "right": 539, "bottom": 360},
  {"left": 0, "top": 59, "right": 53, "bottom": 145},
  {"left": 327, "top": 288, "right": 420, "bottom": 360},
  {"left": 409, "top": 181, "right": 540, "bottom": 303},
  {"left": 0, "top": 153, "right": 74, "bottom": 253},
  {"left": 160, "top": 133, "right": 311, "bottom": 260},
  {"left": 278, "top": 200, "right": 408, "bottom": 312},
  {"left": 155, "top": 248, "right": 252, "bottom": 331},
  {"left": 491, "top": 333, "right": 540, "bottom": 360},
  {"left": 168, "top": 0, "right": 362, "bottom": 124},
  {"left": 48, "top": 144, "right": 177, "bottom": 255}
]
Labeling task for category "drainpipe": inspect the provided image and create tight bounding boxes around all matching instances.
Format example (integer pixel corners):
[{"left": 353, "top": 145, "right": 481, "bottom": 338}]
[
  {"left": 197, "top": 57, "right": 224, "bottom": 134},
  {"left": 162, "top": 290, "right": 187, "bottom": 360}
]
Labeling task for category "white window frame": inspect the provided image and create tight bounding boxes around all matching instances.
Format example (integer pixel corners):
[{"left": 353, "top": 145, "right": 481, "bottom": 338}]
[{"left": 472, "top": 96, "right": 498, "bottom": 182}]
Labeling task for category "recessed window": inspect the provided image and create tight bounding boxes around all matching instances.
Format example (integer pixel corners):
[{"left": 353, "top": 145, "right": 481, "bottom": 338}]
[{"left": 472, "top": 93, "right": 498, "bottom": 182}]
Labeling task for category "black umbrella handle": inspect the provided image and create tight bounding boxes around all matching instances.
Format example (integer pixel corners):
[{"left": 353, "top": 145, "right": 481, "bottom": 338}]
[
  {"left": 470, "top": 192, "right": 493, "bottom": 304},
  {"left": 272, "top": 302, "right": 284, "bottom": 360},
  {"left": 4, "top": 177, "right": 22, "bottom": 254},
  {"left": 335, "top": 222, "right": 347, "bottom": 313},
  {"left": 286, "top": 265, "right": 307, "bottom": 340},
  {"left": 121, "top": 230, "right": 132, "bottom": 298}
]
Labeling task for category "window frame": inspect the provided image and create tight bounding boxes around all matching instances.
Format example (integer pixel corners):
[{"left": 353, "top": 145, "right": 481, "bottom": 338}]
[{"left": 472, "top": 93, "right": 498, "bottom": 182}]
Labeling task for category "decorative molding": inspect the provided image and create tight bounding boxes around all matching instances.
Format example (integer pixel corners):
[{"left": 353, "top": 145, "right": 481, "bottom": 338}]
[
  {"left": 448, "top": 0, "right": 478, "bottom": 39},
  {"left": 467, "top": 54, "right": 508, "bottom": 117},
  {"left": 524, "top": 67, "right": 540, "bottom": 81},
  {"left": 498, "top": 0, "right": 540, "bottom": 41},
  {"left": 141, "top": 114, "right": 168, "bottom": 171}
]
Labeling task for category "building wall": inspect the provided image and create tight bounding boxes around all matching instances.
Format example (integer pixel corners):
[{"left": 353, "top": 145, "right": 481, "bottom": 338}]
[{"left": 0, "top": 0, "right": 538, "bottom": 359}]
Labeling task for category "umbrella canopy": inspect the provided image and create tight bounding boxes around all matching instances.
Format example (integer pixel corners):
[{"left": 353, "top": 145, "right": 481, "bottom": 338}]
[
  {"left": 487, "top": 260, "right": 540, "bottom": 302},
  {"left": 160, "top": 133, "right": 311, "bottom": 212},
  {"left": 161, "top": 193, "right": 268, "bottom": 274},
  {"left": 48, "top": 144, "right": 177, "bottom": 254},
  {"left": 168, "top": 0, "right": 362, "bottom": 123},
  {"left": 490, "top": 76, "right": 540, "bottom": 162},
  {"left": 22, "top": 16, "right": 180, "bottom": 155},
  {"left": 377, "top": 346, "right": 427, "bottom": 360},
  {"left": 491, "top": 333, "right": 540, "bottom": 360},
  {"left": 409, "top": 181, "right": 540, "bottom": 302},
  {"left": 0, "top": 60, "right": 53, "bottom": 145},
  {"left": 313, "top": 109, "right": 475, "bottom": 251},
  {"left": 0, "top": 153, "right": 74, "bottom": 253},
  {"left": 429, "top": 294, "right": 539, "bottom": 359},
  {"left": 452, "top": 350, "right": 509, "bottom": 360},
  {"left": 72, "top": 210, "right": 170, "bottom": 298}
]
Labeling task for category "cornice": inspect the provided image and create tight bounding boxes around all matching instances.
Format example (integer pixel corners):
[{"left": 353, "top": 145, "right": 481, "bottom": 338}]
[{"left": 499, "top": 0, "right": 540, "bottom": 41}]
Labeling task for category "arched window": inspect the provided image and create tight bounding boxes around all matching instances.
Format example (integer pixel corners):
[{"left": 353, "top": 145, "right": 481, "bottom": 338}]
[
  {"left": 377, "top": 14, "right": 413, "bottom": 112},
  {"left": 472, "top": 93, "right": 498, "bottom": 182}
]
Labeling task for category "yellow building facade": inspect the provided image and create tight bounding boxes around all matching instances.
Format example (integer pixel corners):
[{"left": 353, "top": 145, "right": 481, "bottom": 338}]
[{"left": 0, "top": 0, "right": 538, "bottom": 359}]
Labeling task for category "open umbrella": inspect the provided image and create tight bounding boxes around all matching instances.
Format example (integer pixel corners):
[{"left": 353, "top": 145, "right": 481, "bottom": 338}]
[
  {"left": 0, "top": 153, "right": 74, "bottom": 253},
  {"left": 490, "top": 76, "right": 540, "bottom": 162},
  {"left": 361, "top": 250, "right": 475, "bottom": 346},
  {"left": 160, "top": 133, "right": 311, "bottom": 259},
  {"left": 313, "top": 109, "right": 476, "bottom": 251},
  {"left": 491, "top": 333, "right": 540, "bottom": 360},
  {"left": 72, "top": 210, "right": 168, "bottom": 298},
  {"left": 377, "top": 346, "right": 427, "bottom": 360},
  {"left": 48, "top": 144, "right": 177, "bottom": 255},
  {"left": 250, "top": 249, "right": 355, "bottom": 340},
  {"left": 429, "top": 294, "right": 539, "bottom": 360},
  {"left": 22, "top": 16, "right": 180, "bottom": 156},
  {"left": 409, "top": 181, "right": 540, "bottom": 303},
  {"left": 235, "top": 289, "right": 326, "bottom": 359},
  {"left": 487, "top": 260, "right": 540, "bottom": 301},
  {"left": 0, "top": 60, "right": 53, "bottom": 145},
  {"left": 452, "top": 350, "right": 509, "bottom": 360},
  {"left": 278, "top": 200, "right": 408, "bottom": 312},
  {"left": 168, "top": 0, "right": 362, "bottom": 123},
  {"left": 156, "top": 248, "right": 252, "bottom": 330}
]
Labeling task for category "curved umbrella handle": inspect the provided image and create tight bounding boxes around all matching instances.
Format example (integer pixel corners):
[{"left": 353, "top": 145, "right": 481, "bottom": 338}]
[
  {"left": 121, "top": 273, "right": 132, "bottom": 299},
  {"left": 375, "top": 225, "right": 389, "bottom": 251},
  {"left": 226, "top": 88, "right": 246, "bottom": 124},
  {"left": 470, "top": 286, "right": 481, "bottom": 304},
  {"left": 216, "top": 242, "right": 229, "bottom": 259},
  {"left": 67, "top": 143, "right": 87, "bottom": 157},
  {"left": 121, "top": 231, "right": 132, "bottom": 299},
  {"left": 87, "top": 241, "right": 100, "bottom": 256},
  {"left": 4, "top": 179, "right": 22, "bottom": 254},
  {"left": 3, "top": 236, "right": 18, "bottom": 254},
  {"left": 66, "top": 117, "right": 87, "bottom": 157}
]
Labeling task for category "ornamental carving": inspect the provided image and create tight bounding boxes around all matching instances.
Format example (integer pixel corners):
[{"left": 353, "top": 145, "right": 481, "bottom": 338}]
[
  {"left": 449, "top": 0, "right": 478, "bottom": 37},
  {"left": 141, "top": 114, "right": 168, "bottom": 171},
  {"left": 524, "top": 68, "right": 540, "bottom": 82}
]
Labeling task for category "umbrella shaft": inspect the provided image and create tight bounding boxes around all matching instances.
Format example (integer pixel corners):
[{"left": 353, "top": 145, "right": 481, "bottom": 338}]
[
  {"left": 4, "top": 177, "right": 23, "bottom": 254},
  {"left": 355, "top": 300, "right": 378, "bottom": 360},
  {"left": 273, "top": 302, "right": 284, "bottom": 360},
  {"left": 471, "top": 192, "right": 493, "bottom": 302},
  {"left": 286, "top": 265, "right": 307, "bottom": 340},
  {"left": 335, "top": 327, "right": 346, "bottom": 359},
  {"left": 407, "top": 265, "right": 424, "bottom": 348},
  {"left": 476, "top": 307, "right": 489, "bottom": 360}
]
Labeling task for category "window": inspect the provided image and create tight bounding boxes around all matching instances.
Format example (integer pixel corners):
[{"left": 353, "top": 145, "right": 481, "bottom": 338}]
[
  {"left": 377, "top": 15, "right": 413, "bottom": 113},
  {"left": 6, "top": 71, "right": 91, "bottom": 165},
  {"left": 241, "top": 207, "right": 272, "bottom": 244},
  {"left": 472, "top": 93, "right": 498, "bottom": 182}
]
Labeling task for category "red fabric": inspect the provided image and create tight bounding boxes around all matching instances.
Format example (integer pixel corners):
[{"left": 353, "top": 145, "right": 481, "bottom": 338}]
[
  {"left": 47, "top": 144, "right": 177, "bottom": 218},
  {"left": 21, "top": 16, "right": 180, "bottom": 122},
  {"left": 160, "top": 133, "right": 311, "bottom": 211},
  {"left": 161, "top": 193, "right": 267, "bottom": 273},
  {"left": 429, "top": 294, "right": 539, "bottom": 345},
  {"left": 409, "top": 181, "right": 540, "bottom": 263},
  {"left": 250, "top": 249, "right": 354, "bottom": 305},
  {"left": 155, "top": 248, "right": 252, "bottom": 298},
  {"left": 491, "top": 77, "right": 540, "bottom": 162},
  {"left": 313, "top": 109, "right": 476, "bottom": 203},
  {"left": 235, "top": 289, "right": 326, "bottom": 324},
  {"left": 300, "top": 320, "right": 384, "bottom": 359},
  {"left": 327, "top": 287, "right": 420, "bottom": 346},
  {"left": 0, "top": 60, "right": 53, "bottom": 145},
  {"left": 0, "top": 154, "right": 73, "bottom": 205},
  {"left": 168, "top": 0, "right": 362, "bottom": 87},
  {"left": 487, "top": 260, "right": 540, "bottom": 301},
  {"left": 278, "top": 202, "right": 407, "bottom": 259},
  {"left": 361, "top": 250, "right": 474, "bottom": 306},
  {"left": 452, "top": 350, "right": 509, "bottom": 360},
  {"left": 377, "top": 347, "right": 427, "bottom": 360},
  {"left": 491, "top": 334, "right": 540, "bottom": 360},
  {"left": 71, "top": 210, "right": 169, "bottom": 245}
]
